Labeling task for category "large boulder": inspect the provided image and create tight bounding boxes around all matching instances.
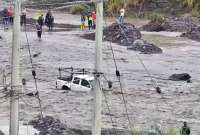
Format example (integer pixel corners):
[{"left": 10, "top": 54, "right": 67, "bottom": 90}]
[
  {"left": 168, "top": 73, "right": 191, "bottom": 81},
  {"left": 127, "top": 39, "right": 162, "bottom": 54}
]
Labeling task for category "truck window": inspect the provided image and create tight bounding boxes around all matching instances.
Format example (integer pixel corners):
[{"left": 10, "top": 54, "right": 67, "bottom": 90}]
[
  {"left": 73, "top": 77, "right": 80, "bottom": 84},
  {"left": 81, "top": 79, "right": 90, "bottom": 88}
]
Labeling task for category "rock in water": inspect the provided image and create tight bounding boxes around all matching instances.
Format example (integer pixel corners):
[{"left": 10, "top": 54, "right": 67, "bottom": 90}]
[
  {"left": 168, "top": 73, "right": 191, "bottom": 81},
  {"left": 127, "top": 39, "right": 162, "bottom": 54},
  {"left": 33, "top": 52, "right": 41, "bottom": 58}
]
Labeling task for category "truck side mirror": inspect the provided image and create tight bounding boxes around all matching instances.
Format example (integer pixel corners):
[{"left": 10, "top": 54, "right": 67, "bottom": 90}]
[{"left": 108, "top": 81, "right": 112, "bottom": 88}]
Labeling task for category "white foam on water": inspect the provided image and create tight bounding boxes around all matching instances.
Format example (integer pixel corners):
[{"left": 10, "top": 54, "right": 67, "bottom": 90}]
[
  {"left": 141, "top": 31, "right": 182, "bottom": 37},
  {"left": 0, "top": 125, "right": 38, "bottom": 135}
]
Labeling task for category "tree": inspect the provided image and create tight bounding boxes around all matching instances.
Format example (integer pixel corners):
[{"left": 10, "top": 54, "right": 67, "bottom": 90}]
[{"left": 179, "top": 0, "right": 200, "bottom": 9}]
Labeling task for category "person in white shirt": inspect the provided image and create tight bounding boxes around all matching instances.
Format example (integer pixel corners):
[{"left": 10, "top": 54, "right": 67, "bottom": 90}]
[{"left": 119, "top": 8, "right": 125, "bottom": 24}]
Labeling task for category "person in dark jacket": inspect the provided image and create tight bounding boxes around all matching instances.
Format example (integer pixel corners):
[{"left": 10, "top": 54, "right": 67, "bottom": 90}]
[
  {"left": 180, "top": 122, "right": 190, "bottom": 135},
  {"left": 45, "top": 10, "right": 54, "bottom": 31},
  {"left": 21, "top": 8, "right": 26, "bottom": 26},
  {"left": 3, "top": 8, "right": 8, "bottom": 29}
]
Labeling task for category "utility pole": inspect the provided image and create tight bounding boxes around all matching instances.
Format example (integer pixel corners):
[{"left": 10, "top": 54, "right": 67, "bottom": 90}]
[
  {"left": 10, "top": 0, "right": 21, "bottom": 134},
  {"left": 92, "top": 0, "right": 103, "bottom": 135}
]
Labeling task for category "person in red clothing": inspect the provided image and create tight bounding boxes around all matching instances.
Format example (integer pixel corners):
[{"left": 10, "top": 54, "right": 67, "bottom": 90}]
[
  {"left": 8, "top": 6, "right": 14, "bottom": 24},
  {"left": 92, "top": 11, "right": 96, "bottom": 29}
]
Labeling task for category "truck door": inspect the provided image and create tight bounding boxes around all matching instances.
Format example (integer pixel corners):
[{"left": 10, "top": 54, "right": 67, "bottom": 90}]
[
  {"left": 80, "top": 79, "right": 91, "bottom": 91},
  {"left": 71, "top": 77, "right": 81, "bottom": 91}
]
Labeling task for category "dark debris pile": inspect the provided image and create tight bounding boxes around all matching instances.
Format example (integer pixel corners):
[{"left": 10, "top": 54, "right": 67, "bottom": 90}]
[
  {"left": 29, "top": 116, "right": 74, "bottom": 135},
  {"left": 128, "top": 39, "right": 162, "bottom": 54},
  {"left": 28, "top": 115, "right": 132, "bottom": 135},
  {"left": 141, "top": 17, "right": 200, "bottom": 32},
  {"left": 81, "top": 23, "right": 162, "bottom": 54},
  {"left": 103, "top": 23, "right": 142, "bottom": 46}
]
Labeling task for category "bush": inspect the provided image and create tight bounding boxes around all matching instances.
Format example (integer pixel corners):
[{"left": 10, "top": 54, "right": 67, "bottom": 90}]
[
  {"left": 70, "top": 4, "right": 87, "bottom": 14},
  {"left": 148, "top": 13, "right": 165, "bottom": 23}
]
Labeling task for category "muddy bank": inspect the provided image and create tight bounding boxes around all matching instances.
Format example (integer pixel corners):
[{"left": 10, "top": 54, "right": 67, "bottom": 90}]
[
  {"left": 81, "top": 23, "right": 162, "bottom": 54},
  {"left": 29, "top": 116, "right": 131, "bottom": 135},
  {"left": 181, "top": 27, "right": 200, "bottom": 42},
  {"left": 141, "top": 17, "right": 200, "bottom": 32},
  {"left": 26, "top": 18, "right": 79, "bottom": 28},
  {"left": 19, "top": 18, "right": 80, "bottom": 32}
]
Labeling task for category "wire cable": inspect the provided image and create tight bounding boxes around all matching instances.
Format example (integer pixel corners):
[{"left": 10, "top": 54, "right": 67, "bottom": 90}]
[{"left": 24, "top": 25, "right": 44, "bottom": 118}]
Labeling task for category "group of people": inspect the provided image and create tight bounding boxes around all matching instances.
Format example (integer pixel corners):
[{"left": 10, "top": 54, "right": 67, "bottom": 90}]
[
  {"left": 2, "top": 7, "right": 27, "bottom": 29},
  {"left": 80, "top": 11, "right": 96, "bottom": 30},
  {"left": 2, "top": 6, "right": 14, "bottom": 29},
  {"left": 80, "top": 8, "right": 124, "bottom": 30},
  {"left": 36, "top": 10, "right": 54, "bottom": 40}
]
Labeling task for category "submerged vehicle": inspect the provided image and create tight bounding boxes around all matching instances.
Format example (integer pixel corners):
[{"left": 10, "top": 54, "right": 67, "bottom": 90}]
[{"left": 56, "top": 74, "right": 94, "bottom": 91}]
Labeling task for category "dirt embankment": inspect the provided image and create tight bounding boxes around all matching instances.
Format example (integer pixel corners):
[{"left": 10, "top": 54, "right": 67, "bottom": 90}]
[
  {"left": 24, "top": 18, "right": 80, "bottom": 32},
  {"left": 141, "top": 17, "right": 200, "bottom": 41}
]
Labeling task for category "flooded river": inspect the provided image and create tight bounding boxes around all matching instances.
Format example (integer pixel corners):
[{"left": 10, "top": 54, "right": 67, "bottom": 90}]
[{"left": 0, "top": 12, "right": 200, "bottom": 134}]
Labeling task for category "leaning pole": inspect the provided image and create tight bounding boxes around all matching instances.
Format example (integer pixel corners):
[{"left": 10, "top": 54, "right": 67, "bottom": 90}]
[
  {"left": 92, "top": 0, "right": 103, "bottom": 135},
  {"left": 10, "top": 0, "right": 21, "bottom": 134}
]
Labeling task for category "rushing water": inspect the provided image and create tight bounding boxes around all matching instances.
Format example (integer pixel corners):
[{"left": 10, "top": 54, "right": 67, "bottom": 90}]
[{"left": 0, "top": 12, "right": 200, "bottom": 134}]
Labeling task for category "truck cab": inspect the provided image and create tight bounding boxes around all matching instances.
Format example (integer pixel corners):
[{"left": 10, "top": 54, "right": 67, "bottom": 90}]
[{"left": 56, "top": 74, "right": 94, "bottom": 92}]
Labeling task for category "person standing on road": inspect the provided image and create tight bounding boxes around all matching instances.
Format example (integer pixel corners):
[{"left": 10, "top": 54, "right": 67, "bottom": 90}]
[
  {"left": 8, "top": 6, "right": 14, "bottom": 24},
  {"left": 21, "top": 8, "right": 26, "bottom": 26},
  {"left": 45, "top": 10, "right": 54, "bottom": 31},
  {"left": 36, "top": 22, "right": 42, "bottom": 40},
  {"left": 92, "top": 11, "right": 96, "bottom": 29},
  {"left": 180, "top": 122, "right": 190, "bottom": 135},
  {"left": 87, "top": 13, "right": 93, "bottom": 30},
  {"left": 37, "top": 14, "right": 44, "bottom": 27},
  {"left": 3, "top": 8, "right": 8, "bottom": 29},
  {"left": 80, "top": 13, "right": 86, "bottom": 30},
  {"left": 119, "top": 7, "right": 125, "bottom": 24}
]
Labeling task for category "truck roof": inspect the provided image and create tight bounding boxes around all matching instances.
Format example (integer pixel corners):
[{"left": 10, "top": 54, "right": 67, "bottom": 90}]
[{"left": 74, "top": 74, "right": 94, "bottom": 81}]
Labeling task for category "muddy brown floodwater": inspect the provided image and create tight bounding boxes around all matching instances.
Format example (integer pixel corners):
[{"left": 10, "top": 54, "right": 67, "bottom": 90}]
[{"left": 0, "top": 11, "right": 200, "bottom": 135}]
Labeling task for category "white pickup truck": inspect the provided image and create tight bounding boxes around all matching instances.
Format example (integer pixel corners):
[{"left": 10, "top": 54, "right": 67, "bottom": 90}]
[{"left": 56, "top": 74, "right": 94, "bottom": 91}]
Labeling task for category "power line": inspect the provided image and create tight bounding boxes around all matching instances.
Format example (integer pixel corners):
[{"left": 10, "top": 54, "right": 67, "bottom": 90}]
[
  {"left": 24, "top": 25, "right": 44, "bottom": 118},
  {"left": 103, "top": 14, "right": 133, "bottom": 130}
]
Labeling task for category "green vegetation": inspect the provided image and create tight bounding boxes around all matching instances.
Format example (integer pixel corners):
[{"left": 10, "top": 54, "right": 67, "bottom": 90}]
[
  {"left": 178, "top": 0, "right": 200, "bottom": 17},
  {"left": 148, "top": 13, "right": 165, "bottom": 23},
  {"left": 107, "top": 0, "right": 199, "bottom": 17},
  {"left": 69, "top": 4, "right": 87, "bottom": 14},
  {"left": 131, "top": 128, "right": 181, "bottom": 135},
  {"left": 107, "top": 0, "right": 143, "bottom": 15},
  {"left": 178, "top": 0, "right": 200, "bottom": 9}
]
